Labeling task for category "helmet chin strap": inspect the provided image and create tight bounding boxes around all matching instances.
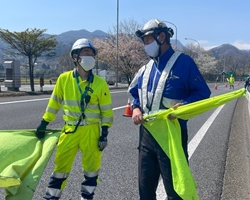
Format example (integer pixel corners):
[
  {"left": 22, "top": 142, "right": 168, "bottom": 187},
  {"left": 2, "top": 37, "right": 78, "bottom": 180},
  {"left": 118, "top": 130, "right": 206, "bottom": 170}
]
[
  {"left": 72, "top": 49, "right": 81, "bottom": 67},
  {"left": 153, "top": 35, "right": 164, "bottom": 58}
]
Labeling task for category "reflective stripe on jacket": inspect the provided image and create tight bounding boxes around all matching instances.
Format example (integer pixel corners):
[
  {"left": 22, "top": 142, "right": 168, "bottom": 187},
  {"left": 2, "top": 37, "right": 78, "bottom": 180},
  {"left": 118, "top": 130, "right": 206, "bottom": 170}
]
[
  {"left": 43, "top": 70, "right": 113, "bottom": 128},
  {"left": 128, "top": 47, "right": 211, "bottom": 129},
  {"left": 140, "top": 52, "right": 181, "bottom": 115}
]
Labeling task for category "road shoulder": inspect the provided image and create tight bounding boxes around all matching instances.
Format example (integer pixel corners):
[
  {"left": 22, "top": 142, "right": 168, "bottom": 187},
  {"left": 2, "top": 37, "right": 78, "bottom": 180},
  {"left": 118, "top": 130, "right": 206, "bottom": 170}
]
[{"left": 221, "top": 97, "right": 250, "bottom": 200}]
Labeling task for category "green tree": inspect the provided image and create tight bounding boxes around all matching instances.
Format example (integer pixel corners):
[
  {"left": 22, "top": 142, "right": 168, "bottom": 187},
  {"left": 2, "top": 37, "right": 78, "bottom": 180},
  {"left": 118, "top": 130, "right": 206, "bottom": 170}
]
[{"left": 0, "top": 28, "right": 57, "bottom": 91}]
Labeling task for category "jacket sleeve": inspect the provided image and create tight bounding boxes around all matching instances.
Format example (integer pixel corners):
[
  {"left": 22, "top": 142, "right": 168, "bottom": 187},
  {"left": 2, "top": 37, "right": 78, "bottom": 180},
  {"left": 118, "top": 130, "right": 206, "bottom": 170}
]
[
  {"left": 99, "top": 81, "right": 113, "bottom": 128},
  {"left": 42, "top": 75, "right": 64, "bottom": 122}
]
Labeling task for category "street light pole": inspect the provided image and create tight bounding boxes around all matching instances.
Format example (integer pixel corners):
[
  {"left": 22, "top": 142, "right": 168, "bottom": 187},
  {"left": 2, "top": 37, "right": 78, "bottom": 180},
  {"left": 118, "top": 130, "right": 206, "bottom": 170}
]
[
  {"left": 116, "top": 0, "right": 119, "bottom": 88},
  {"left": 164, "top": 21, "right": 177, "bottom": 49},
  {"left": 185, "top": 37, "right": 200, "bottom": 52}
]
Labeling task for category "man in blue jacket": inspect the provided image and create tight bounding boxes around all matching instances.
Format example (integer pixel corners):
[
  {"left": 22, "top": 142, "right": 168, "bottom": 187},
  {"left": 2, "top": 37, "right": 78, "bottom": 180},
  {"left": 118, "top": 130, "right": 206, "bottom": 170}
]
[{"left": 128, "top": 19, "right": 211, "bottom": 200}]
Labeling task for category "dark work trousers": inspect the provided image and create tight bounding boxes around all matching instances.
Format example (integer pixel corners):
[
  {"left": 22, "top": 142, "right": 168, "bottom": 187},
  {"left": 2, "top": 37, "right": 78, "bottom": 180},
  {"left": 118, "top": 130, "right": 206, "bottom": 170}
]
[{"left": 138, "top": 125, "right": 188, "bottom": 200}]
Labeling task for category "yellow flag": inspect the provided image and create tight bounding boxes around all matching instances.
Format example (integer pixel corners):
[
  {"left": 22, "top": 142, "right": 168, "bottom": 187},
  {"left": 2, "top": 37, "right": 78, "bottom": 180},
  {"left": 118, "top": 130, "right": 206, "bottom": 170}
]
[
  {"left": 143, "top": 88, "right": 246, "bottom": 199},
  {"left": 0, "top": 129, "right": 61, "bottom": 200}
]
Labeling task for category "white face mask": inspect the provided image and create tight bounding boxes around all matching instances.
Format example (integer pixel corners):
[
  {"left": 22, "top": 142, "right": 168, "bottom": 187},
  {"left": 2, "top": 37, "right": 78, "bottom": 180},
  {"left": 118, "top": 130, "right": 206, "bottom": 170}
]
[
  {"left": 144, "top": 40, "right": 160, "bottom": 58},
  {"left": 79, "top": 56, "right": 96, "bottom": 71}
]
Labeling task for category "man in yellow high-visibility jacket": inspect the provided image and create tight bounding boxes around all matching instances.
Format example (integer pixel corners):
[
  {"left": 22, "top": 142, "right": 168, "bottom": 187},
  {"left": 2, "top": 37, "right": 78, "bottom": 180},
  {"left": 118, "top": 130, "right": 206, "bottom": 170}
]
[
  {"left": 229, "top": 74, "right": 235, "bottom": 89},
  {"left": 35, "top": 38, "right": 113, "bottom": 200}
]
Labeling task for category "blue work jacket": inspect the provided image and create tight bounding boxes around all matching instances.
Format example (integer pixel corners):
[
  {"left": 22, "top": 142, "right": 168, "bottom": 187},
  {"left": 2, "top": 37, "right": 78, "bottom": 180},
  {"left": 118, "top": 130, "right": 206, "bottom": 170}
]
[{"left": 128, "top": 47, "right": 211, "bottom": 129}]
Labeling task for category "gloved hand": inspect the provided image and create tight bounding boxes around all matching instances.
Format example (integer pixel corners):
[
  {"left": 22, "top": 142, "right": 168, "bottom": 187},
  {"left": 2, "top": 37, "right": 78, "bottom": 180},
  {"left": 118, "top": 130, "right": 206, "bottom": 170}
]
[
  {"left": 35, "top": 119, "right": 49, "bottom": 139},
  {"left": 98, "top": 126, "right": 109, "bottom": 151}
]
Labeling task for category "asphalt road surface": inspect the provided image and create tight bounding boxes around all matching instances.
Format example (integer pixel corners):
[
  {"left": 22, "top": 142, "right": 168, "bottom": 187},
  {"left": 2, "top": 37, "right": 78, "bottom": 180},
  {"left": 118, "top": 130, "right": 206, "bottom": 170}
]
[{"left": 0, "top": 83, "right": 249, "bottom": 200}]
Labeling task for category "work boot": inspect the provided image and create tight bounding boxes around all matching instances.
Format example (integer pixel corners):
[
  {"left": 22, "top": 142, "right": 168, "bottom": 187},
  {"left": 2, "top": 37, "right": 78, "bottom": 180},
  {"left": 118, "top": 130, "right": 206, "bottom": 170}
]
[
  {"left": 81, "top": 197, "right": 93, "bottom": 200},
  {"left": 43, "top": 194, "right": 60, "bottom": 200}
]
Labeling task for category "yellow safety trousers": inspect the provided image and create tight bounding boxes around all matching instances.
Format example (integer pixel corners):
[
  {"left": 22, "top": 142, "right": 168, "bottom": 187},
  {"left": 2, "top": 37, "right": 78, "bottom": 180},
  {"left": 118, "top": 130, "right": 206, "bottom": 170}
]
[{"left": 54, "top": 123, "right": 101, "bottom": 189}]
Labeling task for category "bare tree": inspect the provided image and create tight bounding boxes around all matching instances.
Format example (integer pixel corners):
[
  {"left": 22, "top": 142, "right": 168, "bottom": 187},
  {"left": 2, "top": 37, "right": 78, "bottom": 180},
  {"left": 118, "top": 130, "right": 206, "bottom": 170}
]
[
  {"left": 93, "top": 19, "right": 148, "bottom": 85},
  {"left": 228, "top": 54, "right": 245, "bottom": 75},
  {"left": 244, "top": 57, "right": 250, "bottom": 76},
  {"left": 183, "top": 44, "right": 200, "bottom": 60},
  {"left": 184, "top": 44, "right": 219, "bottom": 82},
  {"left": 58, "top": 50, "right": 74, "bottom": 72},
  {"left": 0, "top": 28, "right": 57, "bottom": 91},
  {"left": 196, "top": 52, "right": 218, "bottom": 74}
]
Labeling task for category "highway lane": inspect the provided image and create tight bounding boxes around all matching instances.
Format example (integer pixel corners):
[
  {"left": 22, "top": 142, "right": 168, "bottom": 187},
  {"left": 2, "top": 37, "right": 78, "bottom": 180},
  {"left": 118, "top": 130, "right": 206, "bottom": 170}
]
[{"left": 0, "top": 83, "right": 246, "bottom": 200}]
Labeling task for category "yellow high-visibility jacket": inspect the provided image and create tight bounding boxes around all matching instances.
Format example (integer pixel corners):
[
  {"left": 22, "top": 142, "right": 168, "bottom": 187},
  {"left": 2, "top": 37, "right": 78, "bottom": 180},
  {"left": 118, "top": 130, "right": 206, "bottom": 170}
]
[
  {"left": 229, "top": 76, "right": 235, "bottom": 85},
  {"left": 43, "top": 70, "right": 113, "bottom": 128}
]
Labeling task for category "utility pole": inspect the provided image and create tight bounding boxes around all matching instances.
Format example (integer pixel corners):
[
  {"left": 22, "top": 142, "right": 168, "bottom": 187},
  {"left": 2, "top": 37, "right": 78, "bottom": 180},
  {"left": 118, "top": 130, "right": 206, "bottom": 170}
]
[{"left": 116, "top": 0, "right": 119, "bottom": 88}]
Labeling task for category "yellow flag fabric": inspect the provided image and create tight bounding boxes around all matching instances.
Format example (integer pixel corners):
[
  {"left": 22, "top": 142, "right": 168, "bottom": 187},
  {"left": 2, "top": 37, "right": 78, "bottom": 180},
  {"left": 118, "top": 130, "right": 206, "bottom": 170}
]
[
  {"left": 143, "top": 88, "right": 246, "bottom": 200},
  {"left": 0, "top": 129, "right": 61, "bottom": 200},
  {"left": 147, "top": 88, "right": 246, "bottom": 121}
]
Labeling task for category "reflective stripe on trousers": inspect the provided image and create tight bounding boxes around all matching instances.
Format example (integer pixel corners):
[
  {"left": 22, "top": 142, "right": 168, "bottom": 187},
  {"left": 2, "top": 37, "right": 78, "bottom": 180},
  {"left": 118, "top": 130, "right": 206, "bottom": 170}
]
[
  {"left": 44, "top": 171, "right": 99, "bottom": 199},
  {"left": 81, "top": 171, "right": 99, "bottom": 199},
  {"left": 44, "top": 124, "right": 102, "bottom": 199},
  {"left": 44, "top": 172, "right": 69, "bottom": 199}
]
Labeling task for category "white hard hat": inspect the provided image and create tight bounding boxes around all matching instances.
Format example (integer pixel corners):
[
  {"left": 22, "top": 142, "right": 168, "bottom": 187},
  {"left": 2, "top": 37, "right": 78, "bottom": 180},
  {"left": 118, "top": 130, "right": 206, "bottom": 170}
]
[
  {"left": 70, "top": 38, "right": 97, "bottom": 58},
  {"left": 135, "top": 19, "right": 174, "bottom": 39}
]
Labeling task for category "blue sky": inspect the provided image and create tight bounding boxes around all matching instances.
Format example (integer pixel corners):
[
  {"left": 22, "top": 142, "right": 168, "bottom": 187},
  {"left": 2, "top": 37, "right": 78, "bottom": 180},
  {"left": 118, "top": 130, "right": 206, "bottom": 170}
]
[{"left": 1, "top": 0, "right": 249, "bottom": 50}]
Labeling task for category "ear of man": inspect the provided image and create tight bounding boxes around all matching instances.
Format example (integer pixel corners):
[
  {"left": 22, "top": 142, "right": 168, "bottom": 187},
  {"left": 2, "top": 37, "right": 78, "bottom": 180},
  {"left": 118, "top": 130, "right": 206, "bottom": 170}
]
[{"left": 158, "top": 32, "right": 166, "bottom": 44}]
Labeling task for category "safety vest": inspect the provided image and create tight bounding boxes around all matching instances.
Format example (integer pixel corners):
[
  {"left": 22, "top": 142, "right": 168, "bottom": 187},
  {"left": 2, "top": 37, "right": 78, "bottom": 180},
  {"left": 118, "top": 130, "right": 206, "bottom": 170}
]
[
  {"left": 140, "top": 52, "right": 182, "bottom": 115},
  {"left": 43, "top": 70, "right": 113, "bottom": 127},
  {"left": 229, "top": 76, "right": 235, "bottom": 84}
]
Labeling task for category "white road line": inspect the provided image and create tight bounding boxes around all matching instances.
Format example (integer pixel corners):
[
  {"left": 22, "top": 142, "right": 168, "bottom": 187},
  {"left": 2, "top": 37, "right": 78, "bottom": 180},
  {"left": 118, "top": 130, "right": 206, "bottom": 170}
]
[
  {"left": 0, "top": 90, "right": 126, "bottom": 105},
  {"left": 0, "top": 100, "right": 128, "bottom": 109},
  {"left": 156, "top": 105, "right": 225, "bottom": 199},
  {"left": 113, "top": 105, "right": 127, "bottom": 110},
  {"left": 188, "top": 105, "right": 224, "bottom": 158},
  {"left": 0, "top": 98, "right": 49, "bottom": 105}
]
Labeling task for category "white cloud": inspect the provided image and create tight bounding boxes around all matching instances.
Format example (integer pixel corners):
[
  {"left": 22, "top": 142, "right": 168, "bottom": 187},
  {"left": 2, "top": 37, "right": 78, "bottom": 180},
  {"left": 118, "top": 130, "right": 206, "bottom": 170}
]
[
  {"left": 232, "top": 40, "right": 250, "bottom": 50},
  {"left": 200, "top": 40, "right": 250, "bottom": 51},
  {"left": 203, "top": 45, "right": 218, "bottom": 51},
  {"left": 198, "top": 40, "right": 218, "bottom": 50},
  {"left": 198, "top": 40, "right": 209, "bottom": 45},
  {"left": 182, "top": 39, "right": 250, "bottom": 51}
]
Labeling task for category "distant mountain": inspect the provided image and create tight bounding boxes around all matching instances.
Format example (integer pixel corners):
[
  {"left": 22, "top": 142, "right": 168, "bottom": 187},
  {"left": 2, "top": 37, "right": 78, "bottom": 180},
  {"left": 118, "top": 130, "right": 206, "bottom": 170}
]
[
  {"left": 56, "top": 29, "right": 109, "bottom": 44},
  {"left": 54, "top": 30, "right": 187, "bottom": 58},
  {"left": 0, "top": 29, "right": 109, "bottom": 60},
  {"left": 54, "top": 29, "right": 109, "bottom": 57},
  {"left": 0, "top": 29, "right": 249, "bottom": 62},
  {"left": 208, "top": 43, "right": 250, "bottom": 58}
]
